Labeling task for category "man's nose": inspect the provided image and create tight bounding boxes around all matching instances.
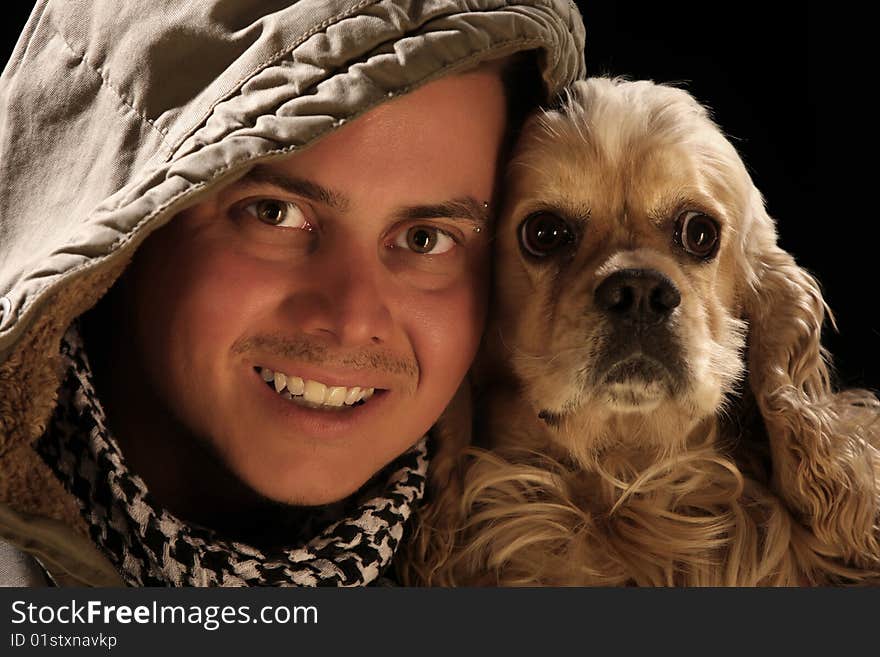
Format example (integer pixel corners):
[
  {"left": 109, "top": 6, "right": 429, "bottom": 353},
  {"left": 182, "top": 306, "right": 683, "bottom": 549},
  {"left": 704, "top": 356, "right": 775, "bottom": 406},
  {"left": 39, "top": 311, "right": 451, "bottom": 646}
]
[{"left": 287, "top": 251, "right": 394, "bottom": 347}]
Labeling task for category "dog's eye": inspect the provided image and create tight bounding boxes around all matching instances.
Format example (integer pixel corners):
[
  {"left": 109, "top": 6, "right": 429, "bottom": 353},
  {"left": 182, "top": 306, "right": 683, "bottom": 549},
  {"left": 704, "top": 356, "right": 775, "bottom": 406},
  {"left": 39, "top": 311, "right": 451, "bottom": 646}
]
[
  {"left": 676, "top": 211, "right": 719, "bottom": 259},
  {"left": 519, "top": 212, "right": 574, "bottom": 258}
]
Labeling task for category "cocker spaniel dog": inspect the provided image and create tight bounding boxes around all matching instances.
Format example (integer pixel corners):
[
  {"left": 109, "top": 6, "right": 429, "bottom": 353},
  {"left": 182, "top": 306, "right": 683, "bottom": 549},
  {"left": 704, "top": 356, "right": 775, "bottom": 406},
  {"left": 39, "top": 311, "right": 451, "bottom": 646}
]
[{"left": 403, "top": 77, "right": 880, "bottom": 586}]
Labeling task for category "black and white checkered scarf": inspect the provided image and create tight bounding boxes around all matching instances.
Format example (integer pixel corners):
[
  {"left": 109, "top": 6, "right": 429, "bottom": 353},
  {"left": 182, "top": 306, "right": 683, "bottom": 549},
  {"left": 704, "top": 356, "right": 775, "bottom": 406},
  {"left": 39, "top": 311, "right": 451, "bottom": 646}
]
[{"left": 36, "top": 326, "right": 428, "bottom": 586}]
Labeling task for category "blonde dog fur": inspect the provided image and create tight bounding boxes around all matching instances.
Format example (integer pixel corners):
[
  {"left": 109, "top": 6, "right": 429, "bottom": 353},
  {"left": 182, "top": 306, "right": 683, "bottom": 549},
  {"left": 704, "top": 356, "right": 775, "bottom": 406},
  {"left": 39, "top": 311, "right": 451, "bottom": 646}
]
[{"left": 403, "top": 77, "right": 880, "bottom": 586}]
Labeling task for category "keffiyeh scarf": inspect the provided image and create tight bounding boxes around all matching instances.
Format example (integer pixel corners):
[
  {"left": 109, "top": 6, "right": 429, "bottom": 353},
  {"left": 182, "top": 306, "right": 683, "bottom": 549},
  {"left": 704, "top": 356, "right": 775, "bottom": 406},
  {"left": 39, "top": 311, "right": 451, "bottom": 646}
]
[{"left": 36, "top": 326, "right": 428, "bottom": 586}]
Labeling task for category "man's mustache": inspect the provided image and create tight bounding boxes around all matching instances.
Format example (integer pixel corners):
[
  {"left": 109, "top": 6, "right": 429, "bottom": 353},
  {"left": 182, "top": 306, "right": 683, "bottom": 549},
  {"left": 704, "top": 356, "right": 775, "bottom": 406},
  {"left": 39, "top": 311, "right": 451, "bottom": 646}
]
[{"left": 231, "top": 334, "right": 419, "bottom": 379}]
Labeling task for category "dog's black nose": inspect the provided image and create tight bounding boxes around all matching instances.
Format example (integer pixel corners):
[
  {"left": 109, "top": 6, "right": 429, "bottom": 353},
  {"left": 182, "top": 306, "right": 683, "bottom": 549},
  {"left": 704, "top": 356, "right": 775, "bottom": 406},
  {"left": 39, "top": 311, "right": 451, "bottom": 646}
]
[{"left": 594, "top": 268, "right": 681, "bottom": 325}]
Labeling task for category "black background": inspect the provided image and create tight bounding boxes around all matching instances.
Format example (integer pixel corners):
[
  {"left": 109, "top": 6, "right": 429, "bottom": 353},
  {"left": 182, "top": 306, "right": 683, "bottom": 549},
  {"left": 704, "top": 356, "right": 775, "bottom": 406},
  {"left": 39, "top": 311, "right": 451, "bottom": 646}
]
[{"left": 2, "top": 3, "right": 874, "bottom": 391}]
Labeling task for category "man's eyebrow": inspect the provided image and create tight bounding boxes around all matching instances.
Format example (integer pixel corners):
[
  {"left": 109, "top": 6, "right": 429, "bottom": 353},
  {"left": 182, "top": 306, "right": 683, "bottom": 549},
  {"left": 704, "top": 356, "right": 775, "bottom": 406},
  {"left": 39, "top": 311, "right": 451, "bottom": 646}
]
[
  {"left": 395, "top": 198, "right": 489, "bottom": 227},
  {"left": 239, "top": 165, "right": 488, "bottom": 226},
  {"left": 239, "top": 165, "right": 350, "bottom": 212}
]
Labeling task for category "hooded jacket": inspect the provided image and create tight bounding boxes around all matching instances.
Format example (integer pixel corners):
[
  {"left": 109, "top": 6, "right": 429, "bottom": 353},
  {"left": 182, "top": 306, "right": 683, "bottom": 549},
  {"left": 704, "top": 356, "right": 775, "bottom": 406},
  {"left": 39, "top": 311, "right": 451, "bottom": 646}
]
[{"left": 0, "top": 0, "right": 586, "bottom": 585}]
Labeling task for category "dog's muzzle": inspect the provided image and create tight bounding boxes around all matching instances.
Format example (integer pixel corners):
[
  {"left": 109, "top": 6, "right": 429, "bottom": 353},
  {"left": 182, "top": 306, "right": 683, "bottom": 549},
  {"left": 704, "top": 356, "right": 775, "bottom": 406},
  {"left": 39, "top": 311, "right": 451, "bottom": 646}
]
[{"left": 591, "top": 268, "right": 685, "bottom": 396}]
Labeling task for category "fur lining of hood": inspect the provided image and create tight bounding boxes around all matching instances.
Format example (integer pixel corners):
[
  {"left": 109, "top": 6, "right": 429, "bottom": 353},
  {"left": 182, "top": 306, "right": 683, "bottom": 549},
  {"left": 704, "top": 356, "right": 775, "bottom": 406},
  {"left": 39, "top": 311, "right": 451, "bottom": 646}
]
[{"left": 0, "top": 261, "right": 128, "bottom": 532}]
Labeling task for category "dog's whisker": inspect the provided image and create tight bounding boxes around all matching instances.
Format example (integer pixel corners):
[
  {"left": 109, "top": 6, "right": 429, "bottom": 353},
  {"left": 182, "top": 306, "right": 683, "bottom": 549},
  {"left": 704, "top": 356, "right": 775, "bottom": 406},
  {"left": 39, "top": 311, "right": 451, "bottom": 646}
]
[{"left": 496, "top": 328, "right": 586, "bottom": 366}]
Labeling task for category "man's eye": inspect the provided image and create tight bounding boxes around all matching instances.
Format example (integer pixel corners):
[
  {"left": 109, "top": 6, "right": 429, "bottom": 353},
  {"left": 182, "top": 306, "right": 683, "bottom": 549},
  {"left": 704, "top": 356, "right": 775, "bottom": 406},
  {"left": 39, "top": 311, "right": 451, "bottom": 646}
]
[
  {"left": 244, "top": 199, "right": 311, "bottom": 230},
  {"left": 394, "top": 225, "right": 456, "bottom": 255}
]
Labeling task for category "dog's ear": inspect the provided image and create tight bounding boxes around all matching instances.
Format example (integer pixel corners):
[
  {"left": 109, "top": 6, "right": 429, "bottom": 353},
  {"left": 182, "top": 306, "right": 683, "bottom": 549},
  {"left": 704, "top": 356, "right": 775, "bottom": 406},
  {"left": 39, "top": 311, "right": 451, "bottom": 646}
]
[
  {"left": 741, "top": 186, "right": 832, "bottom": 418},
  {"left": 428, "top": 374, "right": 474, "bottom": 493},
  {"left": 741, "top": 185, "right": 836, "bottom": 474},
  {"left": 741, "top": 186, "right": 880, "bottom": 562}
]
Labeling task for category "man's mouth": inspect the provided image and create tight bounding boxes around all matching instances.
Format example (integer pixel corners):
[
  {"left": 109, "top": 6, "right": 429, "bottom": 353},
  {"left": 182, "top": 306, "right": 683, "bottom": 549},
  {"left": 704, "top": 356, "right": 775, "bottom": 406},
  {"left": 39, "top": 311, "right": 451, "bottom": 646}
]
[{"left": 255, "top": 366, "right": 376, "bottom": 411}]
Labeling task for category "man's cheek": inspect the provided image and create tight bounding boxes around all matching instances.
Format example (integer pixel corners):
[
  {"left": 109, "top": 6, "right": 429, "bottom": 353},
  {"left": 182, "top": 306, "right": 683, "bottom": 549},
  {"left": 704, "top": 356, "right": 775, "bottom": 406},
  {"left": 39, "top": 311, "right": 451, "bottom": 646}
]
[
  {"left": 420, "top": 310, "right": 482, "bottom": 380},
  {"left": 180, "top": 255, "right": 278, "bottom": 337}
]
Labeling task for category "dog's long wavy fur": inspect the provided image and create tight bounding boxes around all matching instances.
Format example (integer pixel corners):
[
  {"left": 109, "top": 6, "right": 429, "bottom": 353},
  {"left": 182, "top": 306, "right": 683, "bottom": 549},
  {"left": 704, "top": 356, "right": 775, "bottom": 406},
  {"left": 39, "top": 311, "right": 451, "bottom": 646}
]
[{"left": 400, "top": 78, "right": 880, "bottom": 586}]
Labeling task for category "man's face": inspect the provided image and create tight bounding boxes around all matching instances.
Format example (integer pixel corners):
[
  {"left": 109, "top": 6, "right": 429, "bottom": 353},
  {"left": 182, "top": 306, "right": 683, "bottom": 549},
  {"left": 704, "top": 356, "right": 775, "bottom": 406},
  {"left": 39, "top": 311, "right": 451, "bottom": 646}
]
[{"left": 123, "top": 71, "right": 506, "bottom": 504}]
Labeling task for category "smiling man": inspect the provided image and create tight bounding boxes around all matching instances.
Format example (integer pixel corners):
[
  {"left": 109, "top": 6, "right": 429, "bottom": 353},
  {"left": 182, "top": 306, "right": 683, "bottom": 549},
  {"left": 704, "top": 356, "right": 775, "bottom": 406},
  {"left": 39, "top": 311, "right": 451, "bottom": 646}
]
[
  {"left": 91, "top": 71, "right": 504, "bottom": 517},
  {"left": 0, "top": 1, "right": 585, "bottom": 586}
]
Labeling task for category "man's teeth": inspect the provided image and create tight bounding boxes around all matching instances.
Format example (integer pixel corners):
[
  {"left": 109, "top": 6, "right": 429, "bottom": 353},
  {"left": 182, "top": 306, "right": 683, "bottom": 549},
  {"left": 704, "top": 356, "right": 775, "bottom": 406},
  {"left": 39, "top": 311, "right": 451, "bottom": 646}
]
[
  {"left": 257, "top": 367, "right": 375, "bottom": 407},
  {"left": 288, "top": 376, "right": 305, "bottom": 395},
  {"left": 303, "top": 379, "right": 327, "bottom": 405}
]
